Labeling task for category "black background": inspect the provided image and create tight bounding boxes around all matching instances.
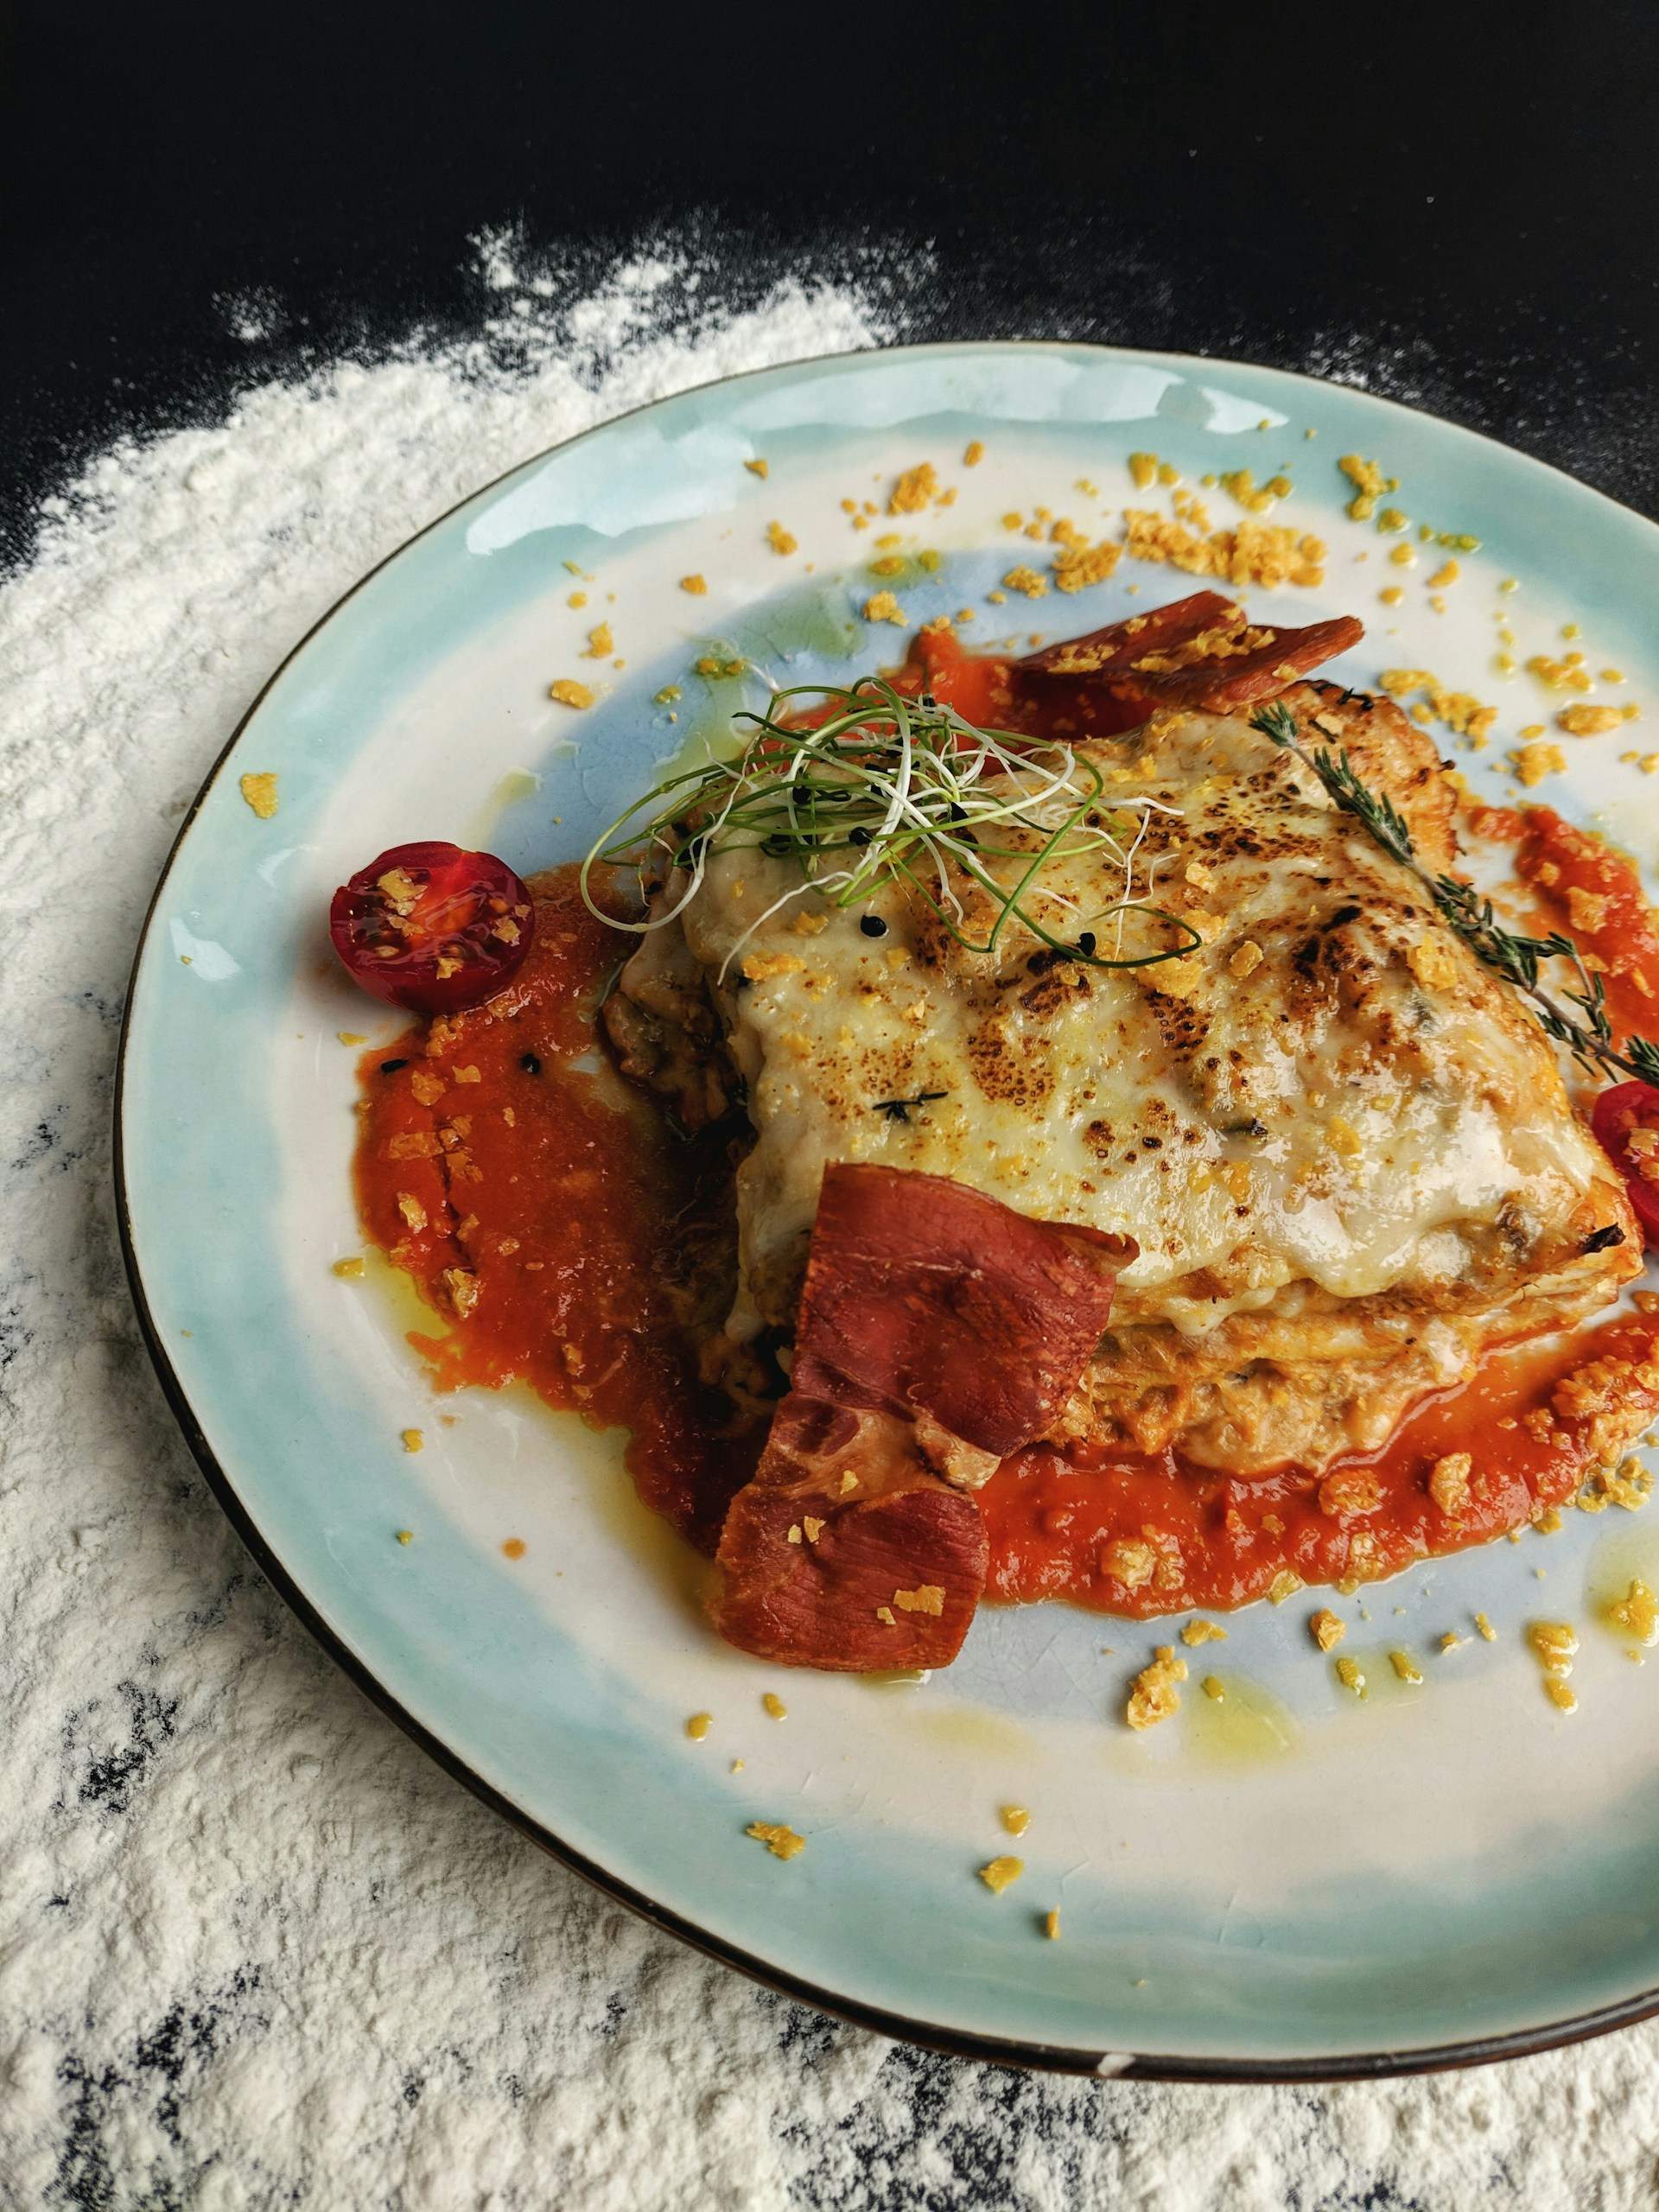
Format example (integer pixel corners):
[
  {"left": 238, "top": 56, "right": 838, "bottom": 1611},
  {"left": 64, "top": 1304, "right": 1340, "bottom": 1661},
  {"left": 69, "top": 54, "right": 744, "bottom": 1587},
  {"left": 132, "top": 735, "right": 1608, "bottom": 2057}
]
[{"left": 4, "top": 1, "right": 1658, "bottom": 562}]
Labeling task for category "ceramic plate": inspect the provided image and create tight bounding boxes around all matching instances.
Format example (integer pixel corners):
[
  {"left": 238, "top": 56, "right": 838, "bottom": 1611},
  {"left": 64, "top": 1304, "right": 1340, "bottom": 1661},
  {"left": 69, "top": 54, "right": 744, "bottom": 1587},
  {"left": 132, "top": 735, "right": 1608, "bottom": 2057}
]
[{"left": 118, "top": 343, "right": 1659, "bottom": 2077}]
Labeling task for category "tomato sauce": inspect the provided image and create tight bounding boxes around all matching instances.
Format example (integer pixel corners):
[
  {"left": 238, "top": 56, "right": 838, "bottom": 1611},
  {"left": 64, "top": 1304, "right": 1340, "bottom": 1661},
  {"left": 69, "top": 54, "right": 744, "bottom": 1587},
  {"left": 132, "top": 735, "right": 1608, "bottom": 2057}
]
[
  {"left": 355, "top": 868, "right": 761, "bottom": 1552},
  {"left": 1471, "top": 801, "right": 1659, "bottom": 1051},
  {"left": 792, "top": 626, "right": 1146, "bottom": 743},
  {"left": 981, "top": 1318, "right": 1659, "bottom": 1617},
  {"left": 353, "top": 853, "right": 1659, "bottom": 1622}
]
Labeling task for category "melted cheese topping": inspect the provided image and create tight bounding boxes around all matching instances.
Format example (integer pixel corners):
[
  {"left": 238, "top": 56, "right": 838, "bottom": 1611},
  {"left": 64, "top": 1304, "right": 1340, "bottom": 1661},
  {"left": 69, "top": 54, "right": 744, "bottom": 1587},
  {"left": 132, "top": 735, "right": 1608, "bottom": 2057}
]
[{"left": 674, "top": 700, "right": 1632, "bottom": 1353}]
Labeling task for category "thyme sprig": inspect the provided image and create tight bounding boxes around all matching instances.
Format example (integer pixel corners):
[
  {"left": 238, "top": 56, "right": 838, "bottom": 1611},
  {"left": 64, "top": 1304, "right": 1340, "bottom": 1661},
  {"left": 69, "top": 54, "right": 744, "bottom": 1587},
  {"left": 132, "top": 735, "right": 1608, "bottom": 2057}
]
[
  {"left": 582, "top": 678, "right": 1198, "bottom": 980},
  {"left": 1250, "top": 698, "right": 1659, "bottom": 1089}
]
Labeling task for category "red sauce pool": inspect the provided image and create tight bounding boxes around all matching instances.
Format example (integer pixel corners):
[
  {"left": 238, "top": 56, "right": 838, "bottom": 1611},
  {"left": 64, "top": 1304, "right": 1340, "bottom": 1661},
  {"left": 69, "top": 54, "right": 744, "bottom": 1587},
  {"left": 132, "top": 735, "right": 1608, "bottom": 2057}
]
[
  {"left": 1471, "top": 800, "right": 1659, "bottom": 1052},
  {"left": 355, "top": 868, "right": 760, "bottom": 1553}
]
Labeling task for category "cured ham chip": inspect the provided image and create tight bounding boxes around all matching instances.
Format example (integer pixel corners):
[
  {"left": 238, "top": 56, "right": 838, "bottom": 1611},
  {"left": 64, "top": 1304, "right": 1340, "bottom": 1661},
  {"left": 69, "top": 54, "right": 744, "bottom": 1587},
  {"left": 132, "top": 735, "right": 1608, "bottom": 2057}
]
[
  {"left": 1015, "top": 590, "right": 1363, "bottom": 720},
  {"left": 711, "top": 1165, "right": 1133, "bottom": 1669}
]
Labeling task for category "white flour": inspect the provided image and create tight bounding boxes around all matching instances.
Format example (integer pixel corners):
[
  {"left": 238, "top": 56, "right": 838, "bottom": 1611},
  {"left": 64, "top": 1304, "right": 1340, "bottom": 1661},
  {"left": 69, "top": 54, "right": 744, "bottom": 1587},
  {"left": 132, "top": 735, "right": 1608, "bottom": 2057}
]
[{"left": 3, "top": 229, "right": 1658, "bottom": 2210}]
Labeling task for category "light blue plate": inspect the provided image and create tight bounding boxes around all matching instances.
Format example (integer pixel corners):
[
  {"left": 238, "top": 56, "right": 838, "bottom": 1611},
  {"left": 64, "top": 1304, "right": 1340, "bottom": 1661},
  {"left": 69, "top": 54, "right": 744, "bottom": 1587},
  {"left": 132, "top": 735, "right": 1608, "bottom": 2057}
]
[{"left": 118, "top": 343, "right": 1659, "bottom": 2076}]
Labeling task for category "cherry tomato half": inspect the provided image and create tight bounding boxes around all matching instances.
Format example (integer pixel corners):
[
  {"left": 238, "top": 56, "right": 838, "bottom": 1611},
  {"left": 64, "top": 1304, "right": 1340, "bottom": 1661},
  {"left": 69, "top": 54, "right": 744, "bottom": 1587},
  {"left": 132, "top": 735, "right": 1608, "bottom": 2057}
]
[
  {"left": 329, "top": 841, "right": 537, "bottom": 1015},
  {"left": 1590, "top": 1080, "right": 1659, "bottom": 1247}
]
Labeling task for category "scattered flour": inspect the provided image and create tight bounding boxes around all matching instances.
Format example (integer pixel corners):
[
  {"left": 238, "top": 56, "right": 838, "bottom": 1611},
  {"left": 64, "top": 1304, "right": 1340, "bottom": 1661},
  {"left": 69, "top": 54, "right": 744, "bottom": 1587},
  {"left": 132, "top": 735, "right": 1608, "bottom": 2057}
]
[{"left": 3, "top": 230, "right": 1658, "bottom": 2209}]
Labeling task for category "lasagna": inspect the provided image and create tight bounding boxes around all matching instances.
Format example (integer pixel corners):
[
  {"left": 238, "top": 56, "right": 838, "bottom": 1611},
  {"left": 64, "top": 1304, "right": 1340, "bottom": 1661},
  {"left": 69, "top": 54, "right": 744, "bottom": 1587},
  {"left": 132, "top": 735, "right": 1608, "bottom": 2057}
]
[{"left": 608, "top": 617, "right": 1639, "bottom": 1501}]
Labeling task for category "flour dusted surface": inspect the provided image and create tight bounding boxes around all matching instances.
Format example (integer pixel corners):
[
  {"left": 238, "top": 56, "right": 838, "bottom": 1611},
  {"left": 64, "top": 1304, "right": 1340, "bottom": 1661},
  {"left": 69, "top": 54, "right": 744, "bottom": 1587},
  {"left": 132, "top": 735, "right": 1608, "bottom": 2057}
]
[{"left": 2, "top": 230, "right": 1656, "bottom": 2209}]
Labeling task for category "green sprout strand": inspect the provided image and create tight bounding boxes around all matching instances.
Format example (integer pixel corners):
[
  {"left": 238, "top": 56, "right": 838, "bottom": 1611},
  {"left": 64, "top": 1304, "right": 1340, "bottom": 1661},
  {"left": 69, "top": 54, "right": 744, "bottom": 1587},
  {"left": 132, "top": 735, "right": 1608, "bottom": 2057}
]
[{"left": 582, "top": 678, "right": 1198, "bottom": 977}]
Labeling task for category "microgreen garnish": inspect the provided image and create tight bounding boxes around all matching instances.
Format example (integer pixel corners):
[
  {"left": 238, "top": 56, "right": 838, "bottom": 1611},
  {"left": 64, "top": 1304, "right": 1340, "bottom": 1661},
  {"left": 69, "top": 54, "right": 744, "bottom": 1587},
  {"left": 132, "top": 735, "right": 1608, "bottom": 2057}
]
[
  {"left": 872, "top": 1090, "right": 950, "bottom": 1123},
  {"left": 1250, "top": 698, "right": 1659, "bottom": 1089},
  {"left": 582, "top": 679, "right": 1197, "bottom": 979}
]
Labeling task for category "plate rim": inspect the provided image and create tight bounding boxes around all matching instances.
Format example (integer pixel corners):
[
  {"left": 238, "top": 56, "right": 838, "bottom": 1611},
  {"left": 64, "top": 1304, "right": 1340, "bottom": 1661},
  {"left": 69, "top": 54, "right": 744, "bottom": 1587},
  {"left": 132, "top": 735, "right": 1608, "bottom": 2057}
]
[{"left": 113, "top": 334, "right": 1659, "bottom": 2082}]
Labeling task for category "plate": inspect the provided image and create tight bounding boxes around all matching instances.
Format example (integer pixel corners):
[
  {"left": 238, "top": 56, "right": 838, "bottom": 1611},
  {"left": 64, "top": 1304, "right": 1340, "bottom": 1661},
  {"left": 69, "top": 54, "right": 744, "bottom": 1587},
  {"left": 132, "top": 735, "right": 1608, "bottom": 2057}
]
[{"left": 117, "top": 342, "right": 1659, "bottom": 2077}]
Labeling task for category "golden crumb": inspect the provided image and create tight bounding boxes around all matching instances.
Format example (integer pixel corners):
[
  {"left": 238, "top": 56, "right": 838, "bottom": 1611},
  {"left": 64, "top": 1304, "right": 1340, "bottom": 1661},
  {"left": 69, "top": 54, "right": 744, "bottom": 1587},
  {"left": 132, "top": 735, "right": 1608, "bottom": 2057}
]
[
  {"left": 1227, "top": 938, "right": 1264, "bottom": 981},
  {"left": 893, "top": 1584, "right": 945, "bottom": 1616},
  {"left": 500, "top": 1537, "right": 525, "bottom": 1560},
  {"left": 1128, "top": 452, "right": 1159, "bottom": 490},
  {"left": 549, "top": 678, "right": 595, "bottom": 709},
  {"left": 747, "top": 1821, "right": 804, "bottom": 1860},
  {"left": 1427, "top": 1451, "right": 1473, "bottom": 1519},
  {"left": 583, "top": 622, "right": 613, "bottom": 658},
  {"left": 1607, "top": 1579, "right": 1659, "bottom": 1646},
  {"left": 1334, "top": 1656, "right": 1366, "bottom": 1697},
  {"left": 337, "top": 1030, "right": 367, "bottom": 1046},
  {"left": 977, "top": 1856, "right": 1024, "bottom": 1895},
  {"left": 1100, "top": 1537, "right": 1156, "bottom": 1591},
  {"left": 1376, "top": 669, "right": 1497, "bottom": 741},
  {"left": 238, "top": 772, "right": 279, "bottom": 819},
  {"left": 1318, "top": 1470, "right": 1382, "bottom": 1517},
  {"left": 875, "top": 1605, "right": 896, "bottom": 1626},
  {"left": 1338, "top": 454, "right": 1396, "bottom": 520},
  {"left": 1389, "top": 1650, "right": 1423, "bottom": 1685},
  {"left": 1001, "top": 565, "right": 1049, "bottom": 599},
  {"left": 1179, "top": 1618, "right": 1227, "bottom": 1647},
  {"left": 401, "top": 1428, "right": 424, "bottom": 1454},
  {"left": 861, "top": 590, "right": 908, "bottom": 626},
  {"left": 1052, "top": 540, "right": 1121, "bottom": 594},
  {"left": 1510, "top": 740, "right": 1567, "bottom": 786},
  {"left": 1440, "top": 1632, "right": 1462, "bottom": 1653},
  {"left": 1000, "top": 1804, "right": 1031, "bottom": 1836},
  {"left": 762, "top": 1692, "right": 787, "bottom": 1720},
  {"left": 1559, "top": 704, "right": 1629, "bottom": 736},
  {"left": 1202, "top": 1675, "right": 1225, "bottom": 1700},
  {"left": 1528, "top": 1620, "right": 1579, "bottom": 1675},
  {"left": 685, "top": 1713, "right": 711, "bottom": 1740},
  {"left": 395, "top": 1529, "right": 414, "bottom": 1546},
  {"left": 567, "top": 591, "right": 588, "bottom": 608},
  {"left": 868, "top": 553, "right": 906, "bottom": 577},
  {"left": 744, "top": 457, "right": 769, "bottom": 478},
  {"left": 1126, "top": 1647, "right": 1187, "bottom": 1730},
  {"left": 1527, "top": 652, "right": 1593, "bottom": 693},
  {"left": 963, "top": 439, "right": 985, "bottom": 467},
  {"left": 741, "top": 950, "right": 804, "bottom": 982},
  {"left": 679, "top": 574, "right": 708, "bottom": 595},
  {"left": 1546, "top": 1679, "right": 1579, "bottom": 1713},
  {"left": 1122, "top": 508, "right": 1325, "bottom": 589},
  {"left": 332, "top": 1256, "right": 365, "bottom": 1280},
  {"left": 1043, "top": 1909, "right": 1061, "bottom": 1941},
  {"left": 888, "top": 461, "right": 940, "bottom": 514},
  {"left": 766, "top": 520, "right": 798, "bottom": 556},
  {"left": 1309, "top": 1608, "right": 1345, "bottom": 1653}
]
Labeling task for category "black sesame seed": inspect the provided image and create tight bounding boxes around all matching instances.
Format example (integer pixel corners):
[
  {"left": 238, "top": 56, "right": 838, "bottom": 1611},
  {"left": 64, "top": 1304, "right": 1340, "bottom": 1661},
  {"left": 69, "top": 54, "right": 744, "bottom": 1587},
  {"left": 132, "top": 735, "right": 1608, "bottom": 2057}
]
[
  {"left": 1584, "top": 1223, "right": 1626, "bottom": 1253},
  {"left": 860, "top": 914, "right": 888, "bottom": 938},
  {"left": 518, "top": 1052, "right": 543, "bottom": 1076},
  {"left": 849, "top": 826, "right": 873, "bottom": 847},
  {"left": 378, "top": 1058, "right": 409, "bottom": 1074},
  {"left": 1077, "top": 931, "right": 1097, "bottom": 956}
]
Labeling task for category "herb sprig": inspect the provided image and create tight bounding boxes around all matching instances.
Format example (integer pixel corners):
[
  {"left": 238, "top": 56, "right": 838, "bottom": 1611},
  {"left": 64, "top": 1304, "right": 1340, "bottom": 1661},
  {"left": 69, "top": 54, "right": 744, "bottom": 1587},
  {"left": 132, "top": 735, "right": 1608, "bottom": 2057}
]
[
  {"left": 1250, "top": 698, "right": 1659, "bottom": 1088},
  {"left": 582, "top": 679, "right": 1197, "bottom": 979}
]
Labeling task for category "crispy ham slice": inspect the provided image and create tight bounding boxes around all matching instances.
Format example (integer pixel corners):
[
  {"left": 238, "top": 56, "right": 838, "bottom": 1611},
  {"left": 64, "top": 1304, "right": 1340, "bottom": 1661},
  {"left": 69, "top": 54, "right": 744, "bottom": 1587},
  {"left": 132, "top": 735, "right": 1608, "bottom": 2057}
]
[
  {"left": 1015, "top": 590, "right": 1363, "bottom": 720},
  {"left": 711, "top": 1165, "right": 1135, "bottom": 1669}
]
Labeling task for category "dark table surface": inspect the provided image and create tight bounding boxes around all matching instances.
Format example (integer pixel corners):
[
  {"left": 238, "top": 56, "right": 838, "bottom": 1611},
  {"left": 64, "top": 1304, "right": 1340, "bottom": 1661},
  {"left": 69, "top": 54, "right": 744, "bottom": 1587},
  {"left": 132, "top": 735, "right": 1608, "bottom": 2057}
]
[{"left": 5, "top": 0, "right": 1657, "bottom": 567}]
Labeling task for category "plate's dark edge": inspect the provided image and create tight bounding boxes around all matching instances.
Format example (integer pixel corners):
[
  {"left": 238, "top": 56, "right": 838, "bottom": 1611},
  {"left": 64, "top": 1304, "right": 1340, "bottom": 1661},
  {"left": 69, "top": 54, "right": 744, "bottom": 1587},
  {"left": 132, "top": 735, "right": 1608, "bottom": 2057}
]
[{"left": 110, "top": 337, "right": 1659, "bottom": 2086}]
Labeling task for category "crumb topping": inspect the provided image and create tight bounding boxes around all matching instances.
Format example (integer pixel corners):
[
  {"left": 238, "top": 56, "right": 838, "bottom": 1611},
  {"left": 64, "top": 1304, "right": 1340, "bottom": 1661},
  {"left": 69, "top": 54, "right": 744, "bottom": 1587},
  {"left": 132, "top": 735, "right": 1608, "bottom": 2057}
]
[
  {"left": 977, "top": 1855, "right": 1024, "bottom": 1894},
  {"left": 238, "top": 771, "right": 279, "bottom": 819},
  {"left": 747, "top": 1821, "right": 804, "bottom": 1860}
]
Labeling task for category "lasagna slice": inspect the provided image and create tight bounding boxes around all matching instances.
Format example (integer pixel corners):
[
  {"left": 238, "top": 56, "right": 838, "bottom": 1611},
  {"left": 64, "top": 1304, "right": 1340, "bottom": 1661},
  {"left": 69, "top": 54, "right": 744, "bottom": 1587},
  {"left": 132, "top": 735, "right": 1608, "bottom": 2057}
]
[{"left": 607, "top": 666, "right": 1638, "bottom": 1478}]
